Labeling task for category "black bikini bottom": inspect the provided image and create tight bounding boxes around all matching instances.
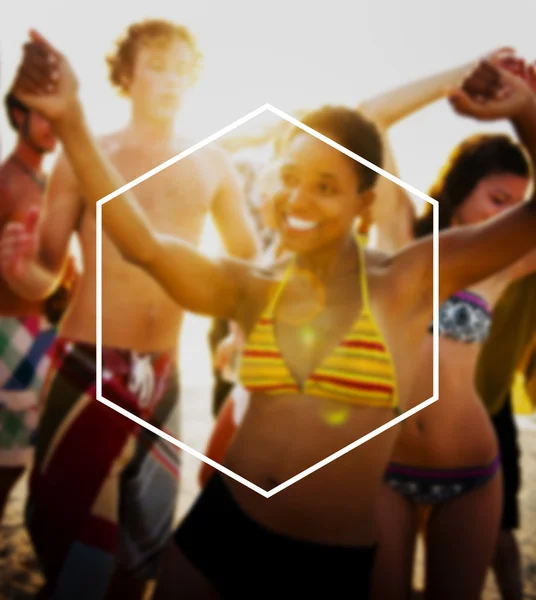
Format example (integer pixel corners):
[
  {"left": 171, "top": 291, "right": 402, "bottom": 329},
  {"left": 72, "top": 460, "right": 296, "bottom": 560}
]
[{"left": 174, "top": 472, "right": 377, "bottom": 599}]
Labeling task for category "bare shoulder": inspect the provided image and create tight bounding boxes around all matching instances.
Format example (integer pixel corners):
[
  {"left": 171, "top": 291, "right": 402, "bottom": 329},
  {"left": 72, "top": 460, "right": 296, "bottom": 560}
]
[
  {"left": 0, "top": 168, "right": 15, "bottom": 218},
  {"left": 364, "top": 246, "right": 392, "bottom": 271},
  {"left": 201, "top": 142, "right": 228, "bottom": 161},
  {"left": 169, "top": 134, "right": 217, "bottom": 160},
  {"left": 0, "top": 176, "right": 14, "bottom": 200},
  {"left": 199, "top": 142, "right": 236, "bottom": 176},
  {"left": 0, "top": 162, "right": 13, "bottom": 191},
  {"left": 0, "top": 162, "right": 34, "bottom": 220}
]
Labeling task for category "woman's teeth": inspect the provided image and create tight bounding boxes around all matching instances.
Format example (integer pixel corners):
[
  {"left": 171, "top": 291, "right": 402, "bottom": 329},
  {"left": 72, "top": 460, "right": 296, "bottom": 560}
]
[{"left": 287, "top": 216, "right": 318, "bottom": 231}]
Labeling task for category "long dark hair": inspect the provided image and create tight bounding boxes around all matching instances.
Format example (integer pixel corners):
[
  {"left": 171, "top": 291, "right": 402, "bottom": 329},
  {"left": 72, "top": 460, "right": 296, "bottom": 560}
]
[{"left": 414, "top": 134, "right": 530, "bottom": 238}]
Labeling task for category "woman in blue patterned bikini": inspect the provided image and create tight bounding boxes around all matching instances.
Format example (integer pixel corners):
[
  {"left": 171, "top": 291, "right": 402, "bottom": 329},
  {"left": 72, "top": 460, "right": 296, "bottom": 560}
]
[{"left": 369, "top": 53, "right": 536, "bottom": 600}]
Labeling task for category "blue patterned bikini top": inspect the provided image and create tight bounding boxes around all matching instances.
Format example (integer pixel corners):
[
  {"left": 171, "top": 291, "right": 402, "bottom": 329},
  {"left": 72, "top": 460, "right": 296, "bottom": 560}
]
[{"left": 428, "top": 290, "right": 492, "bottom": 344}]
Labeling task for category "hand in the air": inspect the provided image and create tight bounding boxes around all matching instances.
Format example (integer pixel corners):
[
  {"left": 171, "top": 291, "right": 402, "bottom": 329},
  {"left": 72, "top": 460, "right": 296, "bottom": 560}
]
[
  {"left": 11, "top": 29, "right": 80, "bottom": 123},
  {"left": 487, "top": 47, "right": 525, "bottom": 74},
  {"left": 0, "top": 207, "right": 40, "bottom": 283},
  {"left": 486, "top": 48, "right": 536, "bottom": 95},
  {"left": 449, "top": 60, "right": 536, "bottom": 122},
  {"left": 526, "top": 62, "right": 536, "bottom": 94}
]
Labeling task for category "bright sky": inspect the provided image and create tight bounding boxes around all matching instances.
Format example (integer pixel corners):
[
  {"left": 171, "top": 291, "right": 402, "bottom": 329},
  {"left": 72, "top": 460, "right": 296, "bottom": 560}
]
[
  {"left": 2, "top": 0, "right": 535, "bottom": 190},
  {"left": 1, "top": 0, "right": 534, "bottom": 390}
]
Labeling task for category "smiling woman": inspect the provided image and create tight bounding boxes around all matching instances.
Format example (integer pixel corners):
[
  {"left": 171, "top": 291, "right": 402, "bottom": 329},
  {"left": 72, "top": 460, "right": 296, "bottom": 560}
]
[
  {"left": 273, "top": 107, "right": 381, "bottom": 255},
  {"left": 8, "top": 32, "right": 536, "bottom": 598}
]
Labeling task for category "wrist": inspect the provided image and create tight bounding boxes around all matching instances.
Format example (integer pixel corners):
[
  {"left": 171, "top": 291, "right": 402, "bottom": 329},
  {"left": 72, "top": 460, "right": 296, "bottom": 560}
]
[
  {"left": 512, "top": 95, "right": 536, "bottom": 124},
  {"left": 53, "top": 99, "right": 85, "bottom": 137},
  {"left": 444, "top": 61, "right": 474, "bottom": 93}
]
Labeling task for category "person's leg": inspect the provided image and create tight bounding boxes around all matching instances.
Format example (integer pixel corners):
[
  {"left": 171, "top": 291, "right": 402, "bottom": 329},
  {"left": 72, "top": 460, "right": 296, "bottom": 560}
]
[
  {"left": 34, "top": 583, "right": 53, "bottom": 600},
  {"left": 104, "top": 571, "right": 157, "bottom": 600},
  {"left": 154, "top": 473, "right": 244, "bottom": 599},
  {"left": 26, "top": 339, "right": 140, "bottom": 598},
  {"left": 0, "top": 316, "right": 55, "bottom": 520},
  {"left": 0, "top": 465, "right": 24, "bottom": 520},
  {"left": 371, "top": 482, "right": 420, "bottom": 600},
  {"left": 153, "top": 539, "right": 221, "bottom": 600},
  {"left": 112, "top": 362, "right": 181, "bottom": 599},
  {"left": 491, "top": 395, "right": 523, "bottom": 600},
  {"left": 424, "top": 469, "right": 503, "bottom": 600},
  {"left": 493, "top": 530, "right": 523, "bottom": 600},
  {"left": 28, "top": 427, "right": 135, "bottom": 599},
  {"left": 0, "top": 394, "right": 35, "bottom": 520}
]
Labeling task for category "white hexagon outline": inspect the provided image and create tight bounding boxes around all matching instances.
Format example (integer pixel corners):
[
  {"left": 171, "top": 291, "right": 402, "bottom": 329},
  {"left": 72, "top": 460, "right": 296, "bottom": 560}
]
[{"left": 95, "top": 103, "right": 439, "bottom": 499}]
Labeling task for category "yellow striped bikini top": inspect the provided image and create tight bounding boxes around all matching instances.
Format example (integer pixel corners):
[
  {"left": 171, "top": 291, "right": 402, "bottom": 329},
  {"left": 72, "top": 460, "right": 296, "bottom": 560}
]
[{"left": 237, "top": 235, "right": 399, "bottom": 411}]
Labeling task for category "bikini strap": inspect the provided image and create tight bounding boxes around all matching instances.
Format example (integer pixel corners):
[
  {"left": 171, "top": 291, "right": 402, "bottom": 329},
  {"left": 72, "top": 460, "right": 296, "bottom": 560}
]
[
  {"left": 356, "top": 235, "right": 370, "bottom": 314},
  {"left": 264, "top": 258, "right": 295, "bottom": 316},
  {"left": 266, "top": 235, "right": 370, "bottom": 316},
  {"left": 356, "top": 231, "right": 369, "bottom": 247}
]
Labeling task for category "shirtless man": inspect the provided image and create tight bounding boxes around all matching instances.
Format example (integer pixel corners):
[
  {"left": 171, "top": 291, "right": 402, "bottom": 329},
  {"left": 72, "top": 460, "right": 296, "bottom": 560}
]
[
  {"left": 1, "top": 20, "right": 259, "bottom": 599},
  {"left": 0, "top": 92, "right": 59, "bottom": 520}
]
